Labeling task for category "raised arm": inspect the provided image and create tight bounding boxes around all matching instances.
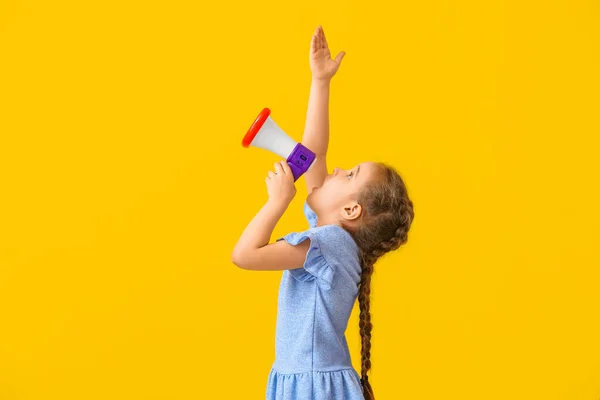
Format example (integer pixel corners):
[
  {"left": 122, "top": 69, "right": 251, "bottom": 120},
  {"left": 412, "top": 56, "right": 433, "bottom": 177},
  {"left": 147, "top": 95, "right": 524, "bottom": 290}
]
[
  {"left": 302, "top": 25, "right": 346, "bottom": 194},
  {"left": 302, "top": 79, "right": 330, "bottom": 193}
]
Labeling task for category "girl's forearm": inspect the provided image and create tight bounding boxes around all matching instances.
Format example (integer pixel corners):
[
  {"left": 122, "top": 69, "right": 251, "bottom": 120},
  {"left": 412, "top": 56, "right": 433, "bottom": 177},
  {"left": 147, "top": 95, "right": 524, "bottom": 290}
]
[
  {"left": 301, "top": 78, "right": 331, "bottom": 156},
  {"left": 232, "top": 200, "right": 288, "bottom": 257}
]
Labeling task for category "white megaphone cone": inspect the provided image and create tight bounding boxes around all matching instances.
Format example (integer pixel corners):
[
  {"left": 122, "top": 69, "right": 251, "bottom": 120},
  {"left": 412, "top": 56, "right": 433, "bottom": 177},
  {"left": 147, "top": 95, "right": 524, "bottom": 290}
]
[{"left": 242, "top": 108, "right": 317, "bottom": 182}]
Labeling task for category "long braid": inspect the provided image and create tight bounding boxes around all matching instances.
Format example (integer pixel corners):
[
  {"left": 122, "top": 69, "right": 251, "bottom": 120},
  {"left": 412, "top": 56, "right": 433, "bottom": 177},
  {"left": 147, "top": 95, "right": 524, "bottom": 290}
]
[
  {"left": 358, "top": 253, "right": 375, "bottom": 399},
  {"left": 358, "top": 222, "right": 410, "bottom": 399},
  {"left": 342, "top": 163, "right": 415, "bottom": 400}
]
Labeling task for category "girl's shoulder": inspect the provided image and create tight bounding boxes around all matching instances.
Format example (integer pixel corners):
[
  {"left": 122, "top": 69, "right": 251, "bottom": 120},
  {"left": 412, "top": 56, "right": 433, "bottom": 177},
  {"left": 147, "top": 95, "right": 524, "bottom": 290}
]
[
  {"left": 275, "top": 201, "right": 362, "bottom": 290},
  {"left": 277, "top": 224, "right": 360, "bottom": 290}
]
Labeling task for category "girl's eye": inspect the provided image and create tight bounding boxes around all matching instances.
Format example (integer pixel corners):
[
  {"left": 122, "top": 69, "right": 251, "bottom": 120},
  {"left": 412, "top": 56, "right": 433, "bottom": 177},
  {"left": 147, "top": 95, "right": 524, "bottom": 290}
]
[{"left": 347, "top": 171, "right": 353, "bottom": 179}]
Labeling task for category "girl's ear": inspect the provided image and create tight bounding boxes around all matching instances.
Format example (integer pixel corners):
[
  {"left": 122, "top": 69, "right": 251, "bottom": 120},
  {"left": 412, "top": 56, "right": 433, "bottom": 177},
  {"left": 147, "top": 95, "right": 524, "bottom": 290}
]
[{"left": 342, "top": 203, "right": 362, "bottom": 221}]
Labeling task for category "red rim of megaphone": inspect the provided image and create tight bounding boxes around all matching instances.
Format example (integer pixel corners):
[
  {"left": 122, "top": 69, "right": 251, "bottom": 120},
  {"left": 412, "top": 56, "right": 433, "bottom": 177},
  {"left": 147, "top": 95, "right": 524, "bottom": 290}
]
[{"left": 242, "top": 108, "right": 271, "bottom": 148}]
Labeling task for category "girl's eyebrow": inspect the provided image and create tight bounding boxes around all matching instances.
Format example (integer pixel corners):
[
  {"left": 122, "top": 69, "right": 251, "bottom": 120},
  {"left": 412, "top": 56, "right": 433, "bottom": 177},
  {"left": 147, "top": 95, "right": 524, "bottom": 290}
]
[{"left": 355, "top": 164, "right": 360, "bottom": 179}]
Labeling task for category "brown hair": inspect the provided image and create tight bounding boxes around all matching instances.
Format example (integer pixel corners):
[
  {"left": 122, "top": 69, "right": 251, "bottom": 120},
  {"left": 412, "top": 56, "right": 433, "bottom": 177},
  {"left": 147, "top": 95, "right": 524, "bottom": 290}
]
[{"left": 340, "top": 162, "right": 415, "bottom": 400}]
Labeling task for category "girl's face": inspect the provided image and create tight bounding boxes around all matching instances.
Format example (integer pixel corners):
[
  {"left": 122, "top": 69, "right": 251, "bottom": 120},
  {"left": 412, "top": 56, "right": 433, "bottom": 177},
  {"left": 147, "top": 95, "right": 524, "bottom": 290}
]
[{"left": 307, "top": 161, "right": 380, "bottom": 227}]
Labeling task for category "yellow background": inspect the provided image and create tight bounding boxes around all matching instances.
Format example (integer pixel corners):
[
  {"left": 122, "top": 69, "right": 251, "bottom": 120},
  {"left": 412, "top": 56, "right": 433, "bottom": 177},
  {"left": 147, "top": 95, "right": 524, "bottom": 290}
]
[{"left": 1, "top": 0, "right": 599, "bottom": 398}]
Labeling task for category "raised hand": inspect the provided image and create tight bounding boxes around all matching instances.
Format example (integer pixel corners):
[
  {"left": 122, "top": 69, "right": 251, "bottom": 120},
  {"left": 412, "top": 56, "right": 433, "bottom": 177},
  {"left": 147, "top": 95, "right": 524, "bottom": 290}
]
[{"left": 310, "top": 25, "right": 346, "bottom": 82}]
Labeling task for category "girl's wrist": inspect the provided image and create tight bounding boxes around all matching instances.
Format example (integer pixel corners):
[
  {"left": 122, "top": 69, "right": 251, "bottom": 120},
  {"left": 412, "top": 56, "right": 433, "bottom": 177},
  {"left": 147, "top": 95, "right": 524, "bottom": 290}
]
[{"left": 312, "top": 77, "right": 331, "bottom": 85}]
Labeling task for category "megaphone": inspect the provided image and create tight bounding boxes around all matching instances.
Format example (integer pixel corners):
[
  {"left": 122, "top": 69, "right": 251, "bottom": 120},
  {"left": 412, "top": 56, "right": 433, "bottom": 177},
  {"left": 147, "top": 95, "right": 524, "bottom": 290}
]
[{"left": 242, "top": 108, "right": 317, "bottom": 182}]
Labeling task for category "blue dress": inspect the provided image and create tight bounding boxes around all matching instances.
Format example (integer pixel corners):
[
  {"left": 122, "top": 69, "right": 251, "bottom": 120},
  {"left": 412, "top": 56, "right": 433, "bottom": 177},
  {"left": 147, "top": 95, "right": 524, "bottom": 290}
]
[{"left": 266, "top": 200, "right": 365, "bottom": 400}]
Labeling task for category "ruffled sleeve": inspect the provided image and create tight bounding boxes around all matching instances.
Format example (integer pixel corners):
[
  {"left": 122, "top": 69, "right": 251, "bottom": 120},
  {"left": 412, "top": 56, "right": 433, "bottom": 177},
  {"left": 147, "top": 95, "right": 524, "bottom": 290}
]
[{"left": 276, "top": 227, "right": 335, "bottom": 290}]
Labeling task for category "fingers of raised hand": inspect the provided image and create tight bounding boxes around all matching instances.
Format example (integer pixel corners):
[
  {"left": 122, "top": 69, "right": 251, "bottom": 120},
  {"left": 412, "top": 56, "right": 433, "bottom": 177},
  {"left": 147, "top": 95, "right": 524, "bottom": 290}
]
[
  {"left": 313, "top": 26, "right": 324, "bottom": 50},
  {"left": 320, "top": 26, "right": 328, "bottom": 49}
]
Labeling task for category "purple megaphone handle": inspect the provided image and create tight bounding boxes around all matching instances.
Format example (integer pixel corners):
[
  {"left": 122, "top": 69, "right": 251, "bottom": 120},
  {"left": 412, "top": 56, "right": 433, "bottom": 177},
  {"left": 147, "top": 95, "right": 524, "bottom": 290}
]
[{"left": 286, "top": 143, "right": 317, "bottom": 182}]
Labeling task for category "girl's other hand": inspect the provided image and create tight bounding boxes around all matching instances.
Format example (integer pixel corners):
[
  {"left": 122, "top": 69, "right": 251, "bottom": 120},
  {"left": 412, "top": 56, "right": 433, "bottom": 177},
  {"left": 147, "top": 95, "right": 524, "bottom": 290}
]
[
  {"left": 310, "top": 25, "right": 346, "bottom": 82},
  {"left": 266, "top": 161, "right": 297, "bottom": 205}
]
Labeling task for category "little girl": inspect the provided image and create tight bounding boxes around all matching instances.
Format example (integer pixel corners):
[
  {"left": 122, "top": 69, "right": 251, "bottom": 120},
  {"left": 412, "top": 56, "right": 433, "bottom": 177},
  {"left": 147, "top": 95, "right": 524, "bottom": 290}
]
[{"left": 232, "top": 26, "right": 414, "bottom": 400}]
